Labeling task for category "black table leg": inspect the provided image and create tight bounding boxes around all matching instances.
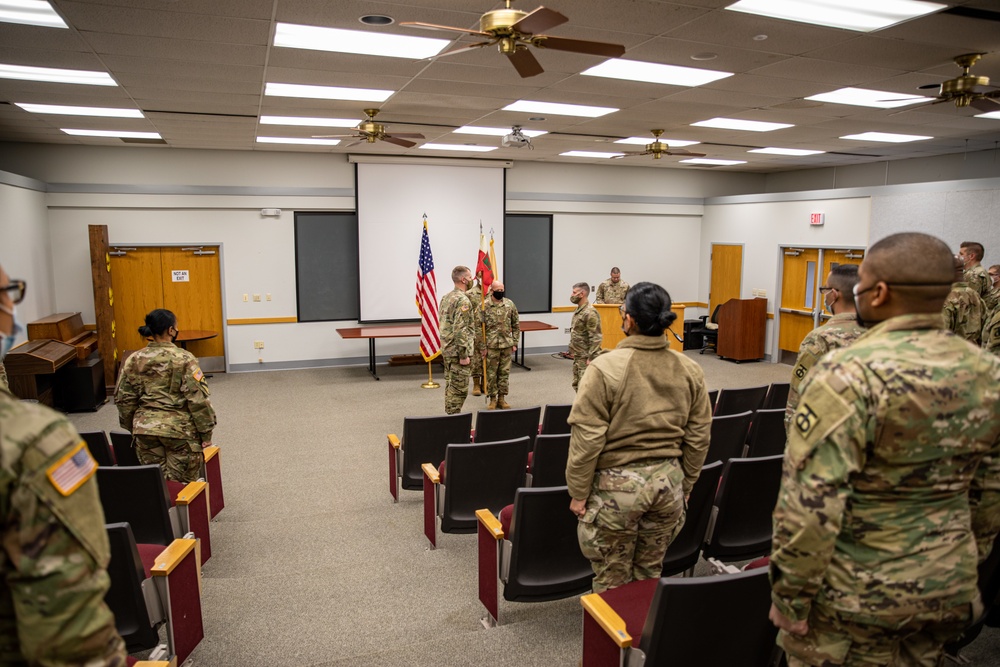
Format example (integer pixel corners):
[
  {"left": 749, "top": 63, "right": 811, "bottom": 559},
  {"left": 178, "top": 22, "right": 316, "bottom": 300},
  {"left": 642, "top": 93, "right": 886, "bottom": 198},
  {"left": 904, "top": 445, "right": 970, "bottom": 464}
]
[
  {"left": 368, "top": 338, "right": 380, "bottom": 380},
  {"left": 512, "top": 330, "right": 531, "bottom": 371}
]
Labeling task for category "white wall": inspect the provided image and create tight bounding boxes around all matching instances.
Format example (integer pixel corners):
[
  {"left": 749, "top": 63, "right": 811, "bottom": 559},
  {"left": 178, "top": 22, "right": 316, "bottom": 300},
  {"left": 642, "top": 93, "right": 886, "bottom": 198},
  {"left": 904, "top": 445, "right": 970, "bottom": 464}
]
[{"left": 0, "top": 177, "right": 56, "bottom": 334}]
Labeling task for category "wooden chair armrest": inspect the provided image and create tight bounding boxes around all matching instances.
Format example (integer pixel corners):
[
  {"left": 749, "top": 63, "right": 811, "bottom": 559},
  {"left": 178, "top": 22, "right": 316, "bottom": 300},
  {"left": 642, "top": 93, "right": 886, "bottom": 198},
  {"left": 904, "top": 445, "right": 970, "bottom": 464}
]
[
  {"left": 174, "top": 480, "right": 207, "bottom": 506},
  {"left": 476, "top": 509, "right": 504, "bottom": 539},
  {"left": 203, "top": 445, "right": 219, "bottom": 462},
  {"left": 388, "top": 433, "right": 401, "bottom": 450},
  {"left": 134, "top": 661, "right": 176, "bottom": 667},
  {"left": 581, "top": 594, "right": 632, "bottom": 648},
  {"left": 421, "top": 463, "right": 440, "bottom": 484},
  {"left": 151, "top": 538, "right": 198, "bottom": 577}
]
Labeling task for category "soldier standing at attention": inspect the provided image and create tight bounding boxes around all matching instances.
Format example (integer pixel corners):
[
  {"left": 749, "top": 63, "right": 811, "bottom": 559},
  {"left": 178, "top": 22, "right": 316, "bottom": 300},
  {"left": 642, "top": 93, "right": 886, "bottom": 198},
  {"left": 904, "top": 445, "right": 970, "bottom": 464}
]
[
  {"left": 595, "top": 267, "right": 629, "bottom": 305},
  {"left": 959, "top": 241, "right": 990, "bottom": 299},
  {"left": 466, "top": 273, "right": 485, "bottom": 397},
  {"left": 482, "top": 281, "right": 519, "bottom": 410},
  {"left": 770, "top": 232, "right": 1000, "bottom": 667},
  {"left": 439, "top": 266, "right": 474, "bottom": 414},
  {"left": 569, "top": 281, "right": 602, "bottom": 391},
  {"left": 942, "top": 255, "right": 985, "bottom": 345},
  {"left": 115, "top": 308, "right": 216, "bottom": 482},
  {"left": 785, "top": 265, "right": 863, "bottom": 428},
  {"left": 0, "top": 266, "right": 128, "bottom": 666},
  {"left": 984, "top": 264, "right": 999, "bottom": 314},
  {"left": 0, "top": 265, "right": 21, "bottom": 392}
]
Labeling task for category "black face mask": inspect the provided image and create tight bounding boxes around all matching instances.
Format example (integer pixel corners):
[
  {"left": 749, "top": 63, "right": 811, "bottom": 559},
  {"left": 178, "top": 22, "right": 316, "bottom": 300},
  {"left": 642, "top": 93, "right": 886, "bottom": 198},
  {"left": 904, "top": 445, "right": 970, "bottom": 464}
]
[
  {"left": 171, "top": 328, "right": 179, "bottom": 343},
  {"left": 493, "top": 291, "right": 504, "bottom": 300}
]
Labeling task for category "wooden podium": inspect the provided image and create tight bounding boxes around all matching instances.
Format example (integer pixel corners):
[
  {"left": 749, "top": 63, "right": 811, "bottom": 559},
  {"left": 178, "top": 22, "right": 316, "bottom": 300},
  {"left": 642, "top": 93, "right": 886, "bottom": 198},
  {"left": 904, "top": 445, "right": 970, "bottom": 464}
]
[
  {"left": 595, "top": 304, "right": 686, "bottom": 352},
  {"left": 716, "top": 298, "right": 767, "bottom": 362}
]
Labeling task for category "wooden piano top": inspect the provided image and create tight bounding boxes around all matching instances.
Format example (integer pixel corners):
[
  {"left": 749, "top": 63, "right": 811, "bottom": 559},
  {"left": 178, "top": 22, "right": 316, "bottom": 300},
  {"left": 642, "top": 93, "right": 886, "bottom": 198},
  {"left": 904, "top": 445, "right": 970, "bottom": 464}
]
[
  {"left": 27, "top": 312, "right": 99, "bottom": 361},
  {"left": 3, "top": 339, "right": 76, "bottom": 375}
]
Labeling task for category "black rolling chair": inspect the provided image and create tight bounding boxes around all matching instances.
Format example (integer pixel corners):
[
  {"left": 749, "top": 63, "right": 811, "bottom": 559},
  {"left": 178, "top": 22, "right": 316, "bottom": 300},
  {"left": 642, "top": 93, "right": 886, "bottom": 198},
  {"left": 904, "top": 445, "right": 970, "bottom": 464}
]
[
  {"left": 762, "top": 382, "right": 791, "bottom": 410},
  {"left": 714, "top": 385, "right": 769, "bottom": 416},
  {"left": 387, "top": 412, "right": 473, "bottom": 502},
  {"left": 744, "top": 408, "right": 787, "bottom": 458},
  {"left": 704, "top": 411, "right": 754, "bottom": 465},
  {"left": 527, "top": 433, "right": 571, "bottom": 487},
  {"left": 540, "top": 403, "right": 573, "bottom": 435},
  {"left": 109, "top": 430, "right": 141, "bottom": 466},
  {"left": 80, "top": 430, "right": 116, "bottom": 466},
  {"left": 474, "top": 405, "right": 542, "bottom": 447},
  {"left": 660, "top": 460, "right": 724, "bottom": 577},
  {"left": 689, "top": 305, "right": 721, "bottom": 355},
  {"left": 702, "top": 455, "right": 784, "bottom": 563}
]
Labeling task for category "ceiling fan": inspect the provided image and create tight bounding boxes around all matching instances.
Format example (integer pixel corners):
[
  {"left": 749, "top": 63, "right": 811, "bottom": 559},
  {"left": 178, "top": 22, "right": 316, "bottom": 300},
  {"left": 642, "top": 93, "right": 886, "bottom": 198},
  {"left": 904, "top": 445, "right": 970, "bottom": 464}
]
[
  {"left": 312, "top": 109, "right": 424, "bottom": 148},
  {"left": 894, "top": 54, "right": 1000, "bottom": 113},
  {"left": 612, "top": 130, "right": 707, "bottom": 160},
  {"left": 401, "top": 1, "right": 625, "bottom": 78}
]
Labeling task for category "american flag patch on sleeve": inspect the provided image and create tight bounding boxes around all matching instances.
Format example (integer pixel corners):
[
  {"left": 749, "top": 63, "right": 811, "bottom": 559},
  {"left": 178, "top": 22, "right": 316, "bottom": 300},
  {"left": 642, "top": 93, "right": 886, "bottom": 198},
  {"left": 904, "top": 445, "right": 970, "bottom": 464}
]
[{"left": 46, "top": 441, "right": 97, "bottom": 496}]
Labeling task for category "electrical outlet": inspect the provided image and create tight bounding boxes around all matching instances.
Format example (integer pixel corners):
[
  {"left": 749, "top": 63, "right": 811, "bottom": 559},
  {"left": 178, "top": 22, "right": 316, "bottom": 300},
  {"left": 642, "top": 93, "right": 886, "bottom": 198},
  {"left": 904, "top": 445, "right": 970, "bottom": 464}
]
[
  {"left": 756, "top": 289, "right": 767, "bottom": 297},
  {"left": 243, "top": 293, "right": 248, "bottom": 302},
  {"left": 266, "top": 293, "right": 272, "bottom": 301},
  {"left": 253, "top": 294, "right": 261, "bottom": 302},
  {"left": 253, "top": 341, "right": 264, "bottom": 349}
]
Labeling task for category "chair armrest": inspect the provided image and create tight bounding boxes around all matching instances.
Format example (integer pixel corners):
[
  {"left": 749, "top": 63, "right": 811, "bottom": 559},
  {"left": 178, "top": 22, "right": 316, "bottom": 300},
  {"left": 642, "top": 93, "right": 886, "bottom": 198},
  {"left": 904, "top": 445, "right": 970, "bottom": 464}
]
[
  {"left": 476, "top": 509, "right": 504, "bottom": 540},
  {"left": 134, "top": 661, "right": 176, "bottom": 667},
  {"left": 202, "top": 445, "right": 219, "bottom": 462},
  {"left": 151, "top": 538, "right": 198, "bottom": 577},
  {"left": 581, "top": 594, "right": 632, "bottom": 649},
  {"left": 388, "top": 434, "right": 401, "bottom": 450},
  {"left": 174, "top": 481, "right": 207, "bottom": 506},
  {"left": 421, "top": 463, "right": 440, "bottom": 484}
]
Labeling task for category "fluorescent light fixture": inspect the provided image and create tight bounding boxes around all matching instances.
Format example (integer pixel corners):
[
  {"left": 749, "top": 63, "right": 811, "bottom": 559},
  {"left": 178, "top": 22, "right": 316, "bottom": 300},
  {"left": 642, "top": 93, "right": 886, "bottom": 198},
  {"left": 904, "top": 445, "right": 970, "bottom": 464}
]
[
  {"left": 453, "top": 126, "right": 547, "bottom": 137},
  {"left": 560, "top": 151, "right": 626, "bottom": 159},
  {"left": 256, "top": 136, "right": 342, "bottom": 146},
  {"left": 265, "top": 82, "right": 393, "bottom": 102},
  {"left": 615, "top": 136, "right": 699, "bottom": 147},
  {"left": 260, "top": 115, "right": 360, "bottom": 127},
  {"left": 0, "top": 0, "right": 67, "bottom": 28},
  {"left": 839, "top": 131, "right": 932, "bottom": 142},
  {"left": 582, "top": 59, "right": 733, "bottom": 86},
  {"left": 274, "top": 22, "right": 449, "bottom": 59},
  {"left": 15, "top": 102, "right": 142, "bottom": 118},
  {"left": 62, "top": 129, "right": 161, "bottom": 139},
  {"left": 419, "top": 144, "right": 497, "bottom": 152},
  {"left": 503, "top": 100, "right": 618, "bottom": 118},
  {"left": 975, "top": 110, "right": 1000, "bottom": 120},
  {"left": 680, "top": 158, "right": 747, "bottom": 165},
  {"left": 0, "top": 63, "right": 116, "bottom": 86},
  {"left": 806, "top": 87, "right": 932, "bottom": 108},
  {"left": 725, "top": 0, "right": 945, "bottom": 33},
  {"left": 748, "top": 147, "right": 826, "bottom": 156},
  {"left": 691, "top": 117, "right": 792, "bottom": 132}
]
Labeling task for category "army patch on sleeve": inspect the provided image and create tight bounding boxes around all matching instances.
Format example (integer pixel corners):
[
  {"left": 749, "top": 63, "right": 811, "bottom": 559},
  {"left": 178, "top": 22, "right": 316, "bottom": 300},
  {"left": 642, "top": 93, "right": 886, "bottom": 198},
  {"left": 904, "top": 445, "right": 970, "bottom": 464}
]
[
  {"left": 794, "top": 402, "right": 820, "bottom": 437},
  {"left": 46, "top": 441, "right": 97, "bottom": 497},
  {"left": 193, "top": 369, "right": 204, "bottom": 381},
  {"left": 793, "top": 363, "right": 808, "bottom": 380}
]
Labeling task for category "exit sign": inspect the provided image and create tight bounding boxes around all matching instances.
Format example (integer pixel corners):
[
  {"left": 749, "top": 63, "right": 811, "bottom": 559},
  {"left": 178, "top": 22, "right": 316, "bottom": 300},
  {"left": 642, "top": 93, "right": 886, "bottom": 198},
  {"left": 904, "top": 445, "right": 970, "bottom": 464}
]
[{"left": 810, "top": 213, "right": 825, "bottom": 226}]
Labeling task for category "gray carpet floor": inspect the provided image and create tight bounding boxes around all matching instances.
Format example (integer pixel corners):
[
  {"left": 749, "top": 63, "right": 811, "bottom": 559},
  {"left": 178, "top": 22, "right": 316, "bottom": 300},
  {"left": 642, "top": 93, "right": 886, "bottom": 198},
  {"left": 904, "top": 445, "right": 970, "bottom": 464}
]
[{"left": 67, "top": 351, "right": 1000, "bottom": 666}]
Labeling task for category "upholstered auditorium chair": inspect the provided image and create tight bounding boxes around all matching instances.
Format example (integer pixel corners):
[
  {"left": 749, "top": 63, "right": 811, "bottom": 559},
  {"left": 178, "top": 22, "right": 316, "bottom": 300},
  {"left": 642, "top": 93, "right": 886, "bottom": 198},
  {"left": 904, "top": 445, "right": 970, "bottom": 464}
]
[
  {"left": 702, "top": 455, "right": 784, "bottom": 564},
  {"left": 387, "top": 412, "right": 473, "bottom": 502},
  {"left": 704, "top": 410, "right": 753, "bottom": 465},
  {"left": 659, "top": 460, "right": 723, "bottom": 578},
  {"left": 714, "top": 384, "right": 768, "bottom": 416}
]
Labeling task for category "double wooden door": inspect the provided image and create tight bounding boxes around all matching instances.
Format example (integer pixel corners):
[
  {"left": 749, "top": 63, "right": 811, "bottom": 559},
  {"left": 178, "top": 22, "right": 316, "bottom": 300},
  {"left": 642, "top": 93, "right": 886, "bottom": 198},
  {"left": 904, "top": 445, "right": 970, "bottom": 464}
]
[{"left": 778, "top": 247, "right": 864, "bottom": 354}]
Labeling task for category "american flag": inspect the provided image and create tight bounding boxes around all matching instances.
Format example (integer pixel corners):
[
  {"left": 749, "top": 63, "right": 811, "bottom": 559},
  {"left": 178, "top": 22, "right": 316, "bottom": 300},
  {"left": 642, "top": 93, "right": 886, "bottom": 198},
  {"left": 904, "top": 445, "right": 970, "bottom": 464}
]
[
  {"left": 416, "top": 219, "right": 441, "bottom": 361},
  {"left": 47, "top": 442, "right": 97, "bottom": 496}
]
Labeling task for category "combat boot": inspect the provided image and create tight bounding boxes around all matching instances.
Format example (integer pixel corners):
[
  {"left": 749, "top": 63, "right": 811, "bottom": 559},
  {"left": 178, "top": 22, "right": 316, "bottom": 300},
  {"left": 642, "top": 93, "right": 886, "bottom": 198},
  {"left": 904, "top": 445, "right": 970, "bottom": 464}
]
[
  {"left": 497, "top": 395, "right": 511, "bottom": 410},
  {"left": 472, "top": 380, "right": 481, "bottom": 396},
  {"left": 488, "top": 396, "right": 498, "bottom": 410}
]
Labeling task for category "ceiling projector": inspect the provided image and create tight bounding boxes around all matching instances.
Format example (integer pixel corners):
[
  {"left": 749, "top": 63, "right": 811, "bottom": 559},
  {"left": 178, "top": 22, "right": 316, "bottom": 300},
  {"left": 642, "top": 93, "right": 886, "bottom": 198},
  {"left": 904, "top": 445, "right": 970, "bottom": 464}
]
[{"left": 502, "top": 126, "right": 533, "bottom": 149}]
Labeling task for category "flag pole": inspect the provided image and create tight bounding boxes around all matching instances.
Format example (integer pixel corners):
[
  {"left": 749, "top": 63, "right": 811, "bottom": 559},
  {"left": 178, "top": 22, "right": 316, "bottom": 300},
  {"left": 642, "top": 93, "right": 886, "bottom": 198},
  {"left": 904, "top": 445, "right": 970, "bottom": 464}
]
[{"left": 422, "top": 361, "right": 439, "bottom": 389}]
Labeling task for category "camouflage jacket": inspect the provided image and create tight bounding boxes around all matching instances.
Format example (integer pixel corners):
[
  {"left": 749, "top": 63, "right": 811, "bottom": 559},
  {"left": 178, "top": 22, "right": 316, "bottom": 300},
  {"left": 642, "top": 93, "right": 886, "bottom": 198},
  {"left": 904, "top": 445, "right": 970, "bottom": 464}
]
[
  {"left": 942, "top": 282, "right": 985, "bottom": 345},
  {"left": 983, "top": 308, "right": 1000, "bottom": 357},
  {"left": 985, "top": 287, "right": 999, "bottom": 315},
  {"left": 0, "top": 388, "right": 127, "bottom": 666},
  {"left": 483, "top": 297, "right": 520, "bottom": 349},
  {"left": 965, "top": 264, "right": 990, "bottom": 300},
  {"left": 439, "top": 288, "right": 474, "bottom": 359},
  {"left": 595, "top": 279, "right": 629, "bottom": 304},
  {"left": 114, "top": 342, "right": 216, "bottom": 441},
  {"left": 771, "top": 313, "right": 1000, "bottom": 625},
  {"left": 0, "top": 362, "right": 6, "bottom": 392},
  {"left": 570, "top": 302, "right": 603, "bottom": 360},
  {"left": 785, "top": 313, "right": 864, "bottom": 427}
]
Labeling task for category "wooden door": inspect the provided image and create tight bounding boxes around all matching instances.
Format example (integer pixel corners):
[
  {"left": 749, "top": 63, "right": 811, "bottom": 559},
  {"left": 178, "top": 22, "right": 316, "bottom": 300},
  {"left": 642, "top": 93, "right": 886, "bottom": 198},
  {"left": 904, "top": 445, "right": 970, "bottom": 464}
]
[
  {"left": 709, "top": 244, "right": 743, "bottom": 315},
  {"left": 778, "top": 248, "right": 820, "bottom": 353},
  {"left": 110, "top": 247, "right": 164, "bottom": 358},
  {"left": 160, "top": 247, "right": 225, "bottom": 362},
  {"left": 819, "top": 249, "right": 865, "bottom": 322}
]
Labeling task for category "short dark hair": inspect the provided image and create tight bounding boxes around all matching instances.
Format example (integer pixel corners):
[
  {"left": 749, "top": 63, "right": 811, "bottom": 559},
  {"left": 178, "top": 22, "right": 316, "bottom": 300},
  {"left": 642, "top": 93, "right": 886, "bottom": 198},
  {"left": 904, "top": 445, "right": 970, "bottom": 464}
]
[
  {"left": 451, "top": 265, "right": 471, "bottom": 283},
  {"left": 961, "top": 242, "right": 984, "bottom": 261},
  {"left": 865, "top": 233, "right": 953, "bottom": 307},
  {"left": 828, "top": 264, "right": 859, "bottom": 308},
  {"left": 138, "top": 308, "right": 176, "bottom": 337},
  {"left": 573, "top": 282, "right": 590, "bottom": 295},
  {"left": 610, "top": 267, "right": 621, "bottom": 275},
  {"left": 623, "top": 282, "right": 676, "bottom": 336}
]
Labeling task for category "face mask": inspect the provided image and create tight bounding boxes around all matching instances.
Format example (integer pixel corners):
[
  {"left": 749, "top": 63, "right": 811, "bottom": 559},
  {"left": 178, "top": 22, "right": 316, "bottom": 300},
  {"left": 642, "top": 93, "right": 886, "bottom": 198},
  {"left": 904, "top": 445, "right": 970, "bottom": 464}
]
[
  {"left": 0, "top": 304, "right": 23, "bottom": 360},
  {"left": 570, "top": 294, "right": 582, "bottom": 304},
  {"left": 492, "top": 291, "right": 504, "bottom": 300},
  {"left": 170, "top": 327, "right": 179, "bottom": 343}
]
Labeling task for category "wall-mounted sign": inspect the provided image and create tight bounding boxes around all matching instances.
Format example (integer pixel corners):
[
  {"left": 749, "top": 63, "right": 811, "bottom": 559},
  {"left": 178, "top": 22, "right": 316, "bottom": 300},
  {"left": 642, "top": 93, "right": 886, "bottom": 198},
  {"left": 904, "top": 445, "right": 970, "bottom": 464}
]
[
  {"left": 172, "top": 270, "right": 190, "bottom": 282},
  {"left": 810, "top": 213, "right": 825, "bottom": 226}
]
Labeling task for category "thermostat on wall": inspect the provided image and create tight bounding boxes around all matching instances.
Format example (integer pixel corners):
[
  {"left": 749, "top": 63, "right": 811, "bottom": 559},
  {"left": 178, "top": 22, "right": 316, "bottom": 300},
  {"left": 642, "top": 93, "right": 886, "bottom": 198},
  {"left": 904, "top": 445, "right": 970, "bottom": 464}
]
[{"left": 261, "top": 208, "right": 282, "bottom": 217}]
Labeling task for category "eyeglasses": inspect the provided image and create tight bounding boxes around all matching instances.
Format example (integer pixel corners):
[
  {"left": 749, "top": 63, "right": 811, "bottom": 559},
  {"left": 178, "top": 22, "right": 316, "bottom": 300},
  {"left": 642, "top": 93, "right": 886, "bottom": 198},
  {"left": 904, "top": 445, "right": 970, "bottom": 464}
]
[
  {"left": 818, "top": 286, "right": 835, "bottom": 294},
  {"left": 855, "top": 281, "right": 952, "bottom": 297},
  {"left": 1, "top": 280, "right": 26, "bottom": 304}
]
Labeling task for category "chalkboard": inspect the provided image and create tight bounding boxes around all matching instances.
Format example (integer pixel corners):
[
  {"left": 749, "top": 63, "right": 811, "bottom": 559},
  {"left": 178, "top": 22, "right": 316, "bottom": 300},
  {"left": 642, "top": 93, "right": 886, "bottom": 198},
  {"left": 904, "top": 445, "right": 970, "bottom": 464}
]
[
  {"left": 504, "top": 214, "right": 552, "bottom": 314},
  {"left": 294, "top": 212, "right": 359, "bottom": 322}
]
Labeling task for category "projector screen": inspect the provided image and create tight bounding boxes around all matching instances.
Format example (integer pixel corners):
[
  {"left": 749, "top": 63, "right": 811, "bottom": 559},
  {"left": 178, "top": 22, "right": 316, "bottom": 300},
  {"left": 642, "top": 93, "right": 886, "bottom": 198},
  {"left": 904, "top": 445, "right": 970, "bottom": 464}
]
[{"left": 357, "top": 162, "right": 505, "bottom": 322}]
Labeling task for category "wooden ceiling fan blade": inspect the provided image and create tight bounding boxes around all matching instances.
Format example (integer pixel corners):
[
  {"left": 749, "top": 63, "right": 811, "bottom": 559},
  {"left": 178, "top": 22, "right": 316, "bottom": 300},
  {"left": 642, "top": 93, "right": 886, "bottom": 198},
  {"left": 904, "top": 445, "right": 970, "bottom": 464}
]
[
  {"left": 311, "top": 134, "right": 356, "bottom": 138},
  {"left": 427, "top": 41, "right": 493, "bottom": 60},
  {"left": 533, "top": 35, "right": 625, "bottom": 58},
  {"left": 970, "top": 96, "right": 1000, "bottom": 112},
  {"left": 387, "top": 133, "right": 425, "bottom": 138},
  {"left": 666, "top": 149, "right": 706, "bottom": 157},
  {"left": 887, "top": 99, "right": 941, "bottom": 116},
  {"left": 341, "top": 139, "right": 364, "bottom": 148},
  {"left": 399, "top": 21, "right": 490, "bottom": 37},
  {"left": 506, "top": 48, "right": 544, "bottom": 78},
  {"left": 383, "top": 136, "right": 417, "bottom": 148},
  {"left": 511, "top": 7, "right": 568, "bottom": 34},
  {"left": 917, "top": 83, "right": 942, "bottom": 90}
]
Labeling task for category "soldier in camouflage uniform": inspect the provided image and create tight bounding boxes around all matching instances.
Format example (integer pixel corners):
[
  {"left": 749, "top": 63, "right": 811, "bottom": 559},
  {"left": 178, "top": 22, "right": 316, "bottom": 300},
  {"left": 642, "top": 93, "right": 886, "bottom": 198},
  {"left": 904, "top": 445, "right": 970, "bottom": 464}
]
[
  {"left": 466, "top": 275, "right": 486, "bottom": 397},
  {"left": 942, "top": 255, "right": 985, "bottom": 345},
  {"left": 770, "top": 232, "right": 1000, "bottom": 667},
  {"left": 567, "top": 283, "right": 712, "bottom": 593},
  {"left": 595, "top": 267, "right": 630, "bottom": 304},
  {"left": 959, "top": 241, "right": 990, "bottom": 300},
  {"left": 786, "top": 265, "right": 864, "bottom": 429},
  {"left": 984, "top": 264, "right": 999, "bottom": 314},
  {"left": 0, "top": 265, "right": 24, "bottom": 393},
  {"left": 569, "top": 281, "right": 602, "bottom": 391},
  {"left": 983, "top": 306, "right": 1000, "bottom": 357},
  {"left": 115, "top": 309, "right": 216, "bottom": 482},
  {"left": 439, "top": 266, "right": 475, "bottom": 415},
  {"left": 482, "top": 281, "right": 519, "bottom": 410}
]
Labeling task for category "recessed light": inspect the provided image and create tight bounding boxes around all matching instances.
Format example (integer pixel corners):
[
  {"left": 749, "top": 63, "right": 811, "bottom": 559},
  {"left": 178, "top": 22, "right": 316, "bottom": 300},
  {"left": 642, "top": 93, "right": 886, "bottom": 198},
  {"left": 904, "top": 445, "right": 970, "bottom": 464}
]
[
  {"left": 690, "top": 52, "right": 718, "bottom": 61},
  {"left": 274, "top": 23, "right": 448, "bottom": 59},
  {"left": 260, "top": 116, "right": 360, "bottom": 127},
  {"left": 0, "top": 63, "right": 116, "bottom": 86},
  {"left": 691, "top": 117, "right": 793, "bottom": 132},
  {"left": 753, "top": 34, "right": 768, "bottom": 41},
  {"left": 581, "top": 59, "right": 732, "bottom": 87},
  {"left": 15, "top": 103, "right": 142, "bottom": 118},
  {"left": 615, "top": 136, "right": 699, "bottom": 147},
  {"left": 419, "top": 144, "right": 498, "bottom": 152},
  {"left": 0, "top": 0, "right": 67, "bottom": 28},
  {"left": 62, "top": 129, "right": 161, "bottom": 139},
  {"left": 453, "top": 126, "right": 547, "bottom": 137},
  {"left": 748, "top": 147, "right": 826, "bottom": 156},
  {"left": 503, "top": 100, "right": 618, "bottom": 118},
  {"left": 840, "top": 131, "right": 932, "bottom": 143},
  {"left": 560, "top": 151, "right": 626, "bottom": 159},
  {"left": 725, "top": 0, "right": 945, "bottom": 32},
  {"left": 256, "top": 136, "right": 342, "bottom": 145},
  {"left": 680, "top": 158, "right": 747, "bottom": 166},
  {"left": 975, "top": 111, "right": 1000, "bottom": 120},
  {"left": 359, "top": 15, "right": 394, "bottom": 26},
  {"left": 264, "top": 82, "right": 393, "bottom": 102},
  {"left": 806, "top": 87, "right": 932, "bottom": 109}
]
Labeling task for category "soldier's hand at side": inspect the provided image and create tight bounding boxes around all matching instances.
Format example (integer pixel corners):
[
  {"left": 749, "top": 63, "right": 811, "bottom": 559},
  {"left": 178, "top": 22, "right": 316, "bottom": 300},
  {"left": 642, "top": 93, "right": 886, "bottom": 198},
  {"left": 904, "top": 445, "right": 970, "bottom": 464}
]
[
  {"left": 459, "top": 357, "right": 470, "bottom": 366},
  {"left": 769, "top": 603, "right": 808, "bottom": 636},
  {"left": 569, "top": 497, "right": 587, "bottom": 517}
]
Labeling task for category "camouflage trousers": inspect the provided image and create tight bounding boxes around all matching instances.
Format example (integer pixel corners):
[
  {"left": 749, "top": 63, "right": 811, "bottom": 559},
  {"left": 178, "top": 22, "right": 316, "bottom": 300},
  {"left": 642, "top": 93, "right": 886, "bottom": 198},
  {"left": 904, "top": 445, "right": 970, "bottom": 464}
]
[
  {"left": 780, "top": 601, "right": 977, "bottom": 667},
  {"left": 572, "top": 356, "right": 588, "bottom": 391},
  {"left": 135, "top": 434, "right": 204, "bottom": 483},
  {"left": 443, "top": 356, "right": 470, "bottom": 415},
  {"left": 577, "top": 457, "right": 686, "bottom": 593},
  {"left": 485, "top": 347, "right": 513, "bottom": 397},
  {"left": 471, "top": 329, "right": 485, "bottom": 383}
]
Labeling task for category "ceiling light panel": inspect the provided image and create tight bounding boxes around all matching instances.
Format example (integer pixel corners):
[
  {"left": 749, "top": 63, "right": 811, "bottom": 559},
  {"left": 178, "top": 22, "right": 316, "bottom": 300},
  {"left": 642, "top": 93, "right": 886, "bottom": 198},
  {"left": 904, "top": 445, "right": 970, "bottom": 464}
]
[
  {"left": 748, "top": 147, "right": 826, "bottom": 155},
  {"left": 615, "top": 137, "right": 699, "bottom": 147},
  {"left": 975, "top": 111, "right": 1000, "bottom": 120},
  {"left": 560, "top": 151, "right": 626, "bottom": 158},
  {"left": 274, "top": 22, "right": 448, "bottom": 60},
  {"left": 806, "top": 87, "right": 932, "bottom": 108},
  {"left": 691, "top": 117, "right": 793, "bottom": 132},
  {"left": 0, "top": 63, "right": 116, "bottom": 86},
  {"left": 839, "top": 131, "right": 932, "bottom": 142},
  {"left": 581, "top": 59, "right": 733, "bottom": 86},
  {"left": 419, "top": 144, "right": 497, "bottom": 152},
  {"left": 257, "top": 136, "right": 341, "bottom": 145},
  {"left": 62, "top": 129, "right": 161, "bottom": 139},
  {"left": 454, "top": 126, "right": 547, "bottom": 137},
  {"left": 503, "top": 101, "right": 618, "bottom": 118},
  {"left": 0, "top": 0, "right": 67, "bottom": 28},
  {"left": 260, "top": 116, "right": 360, "bottom": 127},
  {"left": 15, "top": 103, "right": 143, "bottom": 117},
  {"left": 724, "top": 0, "right": 945, "bottom": 33},
  {"left": 680, "top": 158, "right": 747, "bottom": 165},
  {"left": 264, "top": 82, "right": 393, "bottom": 102}
]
